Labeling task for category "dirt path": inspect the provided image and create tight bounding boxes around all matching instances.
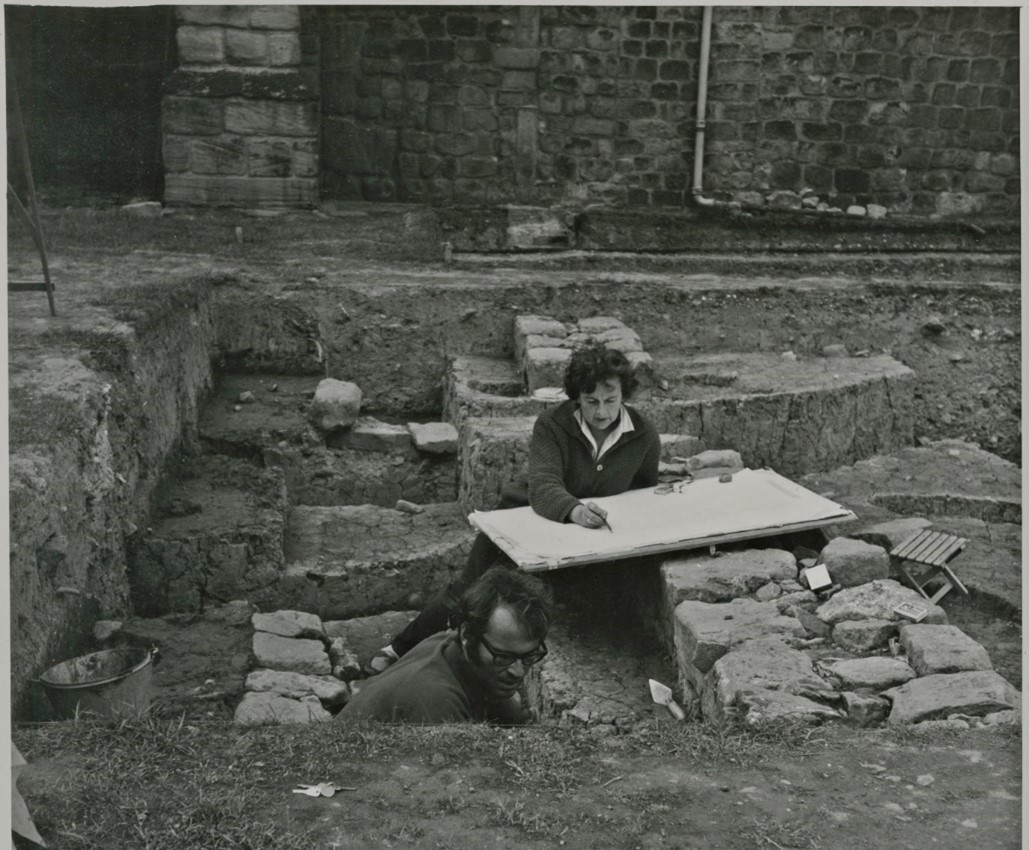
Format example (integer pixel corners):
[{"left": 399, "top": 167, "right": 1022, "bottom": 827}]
[{"left": 15, "top": 718, "right": 1020, "bottom": 850}]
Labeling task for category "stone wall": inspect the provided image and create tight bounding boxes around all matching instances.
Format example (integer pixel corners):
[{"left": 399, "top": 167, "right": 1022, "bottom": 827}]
[
  {"left": 163, "top": 5, "right": 319, "bottom": 206},
  {"left": 315, "top": 5, "right": 1019, "bottom": 217}
]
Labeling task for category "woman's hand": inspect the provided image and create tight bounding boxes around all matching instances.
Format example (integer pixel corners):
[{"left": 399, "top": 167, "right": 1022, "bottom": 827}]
[{"left": 570, "top": 501, "right": 608, "bottom": 529}]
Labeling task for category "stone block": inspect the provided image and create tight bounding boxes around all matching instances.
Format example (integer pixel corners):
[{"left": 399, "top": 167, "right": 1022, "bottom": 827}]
[
  {"left": 245, "top": 669, "right": 349, "bottom": 709},
  {"left": 685, "top": 449, "right": 744, "bottom": 472},
  {"left": 659, "top": 433, "right": 706, "bottom": 460},
  {"left": 790, "top": 606, "right": 832, "bottom": 638},
  {"left": 234, "top": 690, "right": 332, "bottom": 725},
  {"left": 832, "top": 618, "right": 897, "bottom": 653},
  {"left": 577, "top": 316, "right": 626, "bottom": 334},
  {"left": 736, "top": 689, "right": 841, "bottom": 727},
  {"left": 250, "top": 5, "right": 301, "bottom": 29},
  {"left": 816, "top": 579, "right": 947, "bottom": 626},
  {"left": 899, "top": 624, "right": 992, "bottom": 676},
  {"left": 458, "top": 416, "right": 535, "bottom": 511},
  {"left": 177, "top": 26, "right": 224, "bottom": 64},
  {"left": 334, "top": 417, "right": 412, "bottom": 454},
  {"left": 164, "top": 175, "right": 317, "bottom": 207},
  {"left": 178, "top": 5, "right": 250, "bottom": 26},
  {"left": 309, "top": 379, "right": 362, "bottom": 432},
  {"left": 247, "top": 139, "right": 292, "bottom": 178},
  {"left": 819, "top": 536, "right": 890, "bottom": 587},
  {"left": 825, "top": 657, "right": 916, "bottom": 690},
  {"left": 191, "top": 137, "right": 247, "bottom": 175},
  {"left": 525, "top": 347, "right": 573, "bottom": 393},
  {"left": 662, "top": 548, "right": 796, "bottom": 605},
  {"left": 841, "top": 691, "right": 890, "bottom": 726},
  {"left": 593, "top": 327, "right": 644, "bottom": 353},
  {"left": 163, "top": 96, "right": 224, "bottom": 135},
  {"left": 673, "top": 597, "right": 806, "bottom": 675},
  {"left": 495, "top": 47, "right": 540, "bottom": 69},
  {"left": 225, "top": 29, "right": 268, "bottom": 65},
  {"left": 408, "top": 421, "right": 459, "bottom": 454},
  {"left": 252, "top": 610, "right": 324, "bottom": 639},
  {"left": 514, "top": 314, "right": 568, "bottom": 360},
  {"left": 252, "top": 632, "right": 331, "bottom": 675},
  {"left": 885, "top": 670, "right": 1020, "bottom": 724},
  {"left": 269, "top": 33, "right": 302, "bottom": 67},
  {"left": 702, "top": 634, "right": 834, "bottom": 725},
  {"left": 224, "top": 101, "right": 317, "bottom": 137}
]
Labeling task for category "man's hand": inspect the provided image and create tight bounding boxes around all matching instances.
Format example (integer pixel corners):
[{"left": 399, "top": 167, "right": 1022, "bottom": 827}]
[{"left": 570, "top": 501, "right": 608, "bottom": 529}]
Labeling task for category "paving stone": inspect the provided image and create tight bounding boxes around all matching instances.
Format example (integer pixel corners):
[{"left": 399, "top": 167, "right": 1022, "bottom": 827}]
[
  {"left": 816, "top": 579, "right": 947, "bottom": 626},
  {"left": 234, "top": 691, "right": 332, "bottom": 725},
  {"left": 831, "top": 618, "right": 897, "bottom": 652},
  {"left": 737, "top": 689, "right": 842, "bottom": 727},
  {"left": 824, "top": 657, "right": 916, "bottom": 690},
  {"left": 408, "top": 421, "right": 458, "bottom": 454},
  {"left": 333, "top": 416, "right": 412, "bottom": 453},
  {"left": 662, "top": 549, "right": 797, "bottom": 606},
  {"left": 252, "top": 632, "right": 331, "bottom": 675},
  {"left": 899, "top": 624, "right": 993, "bottom": 676},
  {"left": 525, "top": 347, "right": 573, "bottom": 392},
  {"left": 819, "top": 536, "right": 890, "bottom": 587},
  {"left": 309, "top": 378, "right": 362, "bottom": 432},
  {"left": 252, "top": 610, "right": 325, "bottom": 638},
  {"left": 245, "top": 669, "right": 350, "bottom": 709},
  {"left": 885, "top": 670, "right": 1021, "bottom": 725},
  {"left": 673, "top": 597, "right": 806, "bottom": 675},
  {"left": 702, "top": 634, "right": 835, "bottom": 725}
]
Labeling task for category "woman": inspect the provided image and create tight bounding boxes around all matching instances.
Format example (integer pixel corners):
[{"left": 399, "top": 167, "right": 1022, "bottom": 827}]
[{"left": 366, "top": 341, "right": 660, "bottom": 674}]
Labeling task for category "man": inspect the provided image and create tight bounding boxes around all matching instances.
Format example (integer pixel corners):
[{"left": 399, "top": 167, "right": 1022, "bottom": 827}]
[{"left": 338, "top": 567, "right": 553, "bottom": 724}]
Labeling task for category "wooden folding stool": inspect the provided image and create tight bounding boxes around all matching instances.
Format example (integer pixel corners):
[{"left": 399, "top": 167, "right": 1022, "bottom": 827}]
[{"left": 890, "top": 529, "right": 969, "bottom": 604}]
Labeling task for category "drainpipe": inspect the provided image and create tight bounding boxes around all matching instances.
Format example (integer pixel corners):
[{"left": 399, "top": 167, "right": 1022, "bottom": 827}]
[{"left": 691, "top": 6, "right": 715, "bottom": 207}]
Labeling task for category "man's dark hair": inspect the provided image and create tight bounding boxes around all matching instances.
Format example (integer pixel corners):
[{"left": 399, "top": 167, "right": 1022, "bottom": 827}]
[
  {"left": 456, "top": 566, "right": 554, "bottom": 645},
  {"left": 563, "top": 341, "right": 638, "bottom": 399}
]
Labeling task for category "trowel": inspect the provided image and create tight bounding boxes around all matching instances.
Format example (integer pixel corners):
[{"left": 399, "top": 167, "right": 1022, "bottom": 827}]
[{"left": 648, "top": 678, "right": 685, "bottom": 721}]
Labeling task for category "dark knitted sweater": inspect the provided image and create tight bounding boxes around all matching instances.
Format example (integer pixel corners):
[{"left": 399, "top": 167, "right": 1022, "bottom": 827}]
[{"left": 527, "top": 400, "right": 661, "bottom": 522}]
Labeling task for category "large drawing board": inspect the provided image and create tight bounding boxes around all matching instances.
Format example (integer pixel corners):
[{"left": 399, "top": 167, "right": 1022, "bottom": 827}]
[{"left": 469, "top": 468, "right": 856, "bottom": 572}]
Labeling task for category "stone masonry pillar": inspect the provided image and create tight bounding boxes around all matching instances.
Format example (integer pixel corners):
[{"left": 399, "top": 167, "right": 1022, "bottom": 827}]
[{"left": 163, "top": 5, "right": 318, "bottom": 207}]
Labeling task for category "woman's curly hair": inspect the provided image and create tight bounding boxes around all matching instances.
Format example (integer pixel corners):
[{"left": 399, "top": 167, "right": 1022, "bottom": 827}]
[{"left": 563, "top": 340, "right": 638, "bottom": 399}]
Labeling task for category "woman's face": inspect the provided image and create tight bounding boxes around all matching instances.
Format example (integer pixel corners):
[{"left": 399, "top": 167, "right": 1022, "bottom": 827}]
[{"left": 577, "top": 378, "right": 622, "bottom": 434}]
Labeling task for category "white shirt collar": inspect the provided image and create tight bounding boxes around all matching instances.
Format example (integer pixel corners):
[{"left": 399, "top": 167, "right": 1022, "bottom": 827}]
[{"left": 574, "top": 405, "right": 634, "bottom": 460}]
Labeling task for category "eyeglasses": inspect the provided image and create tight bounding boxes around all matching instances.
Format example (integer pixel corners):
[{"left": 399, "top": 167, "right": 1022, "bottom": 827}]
[{"left": 479, "top": 635, "right": 548, "bottom": 669}]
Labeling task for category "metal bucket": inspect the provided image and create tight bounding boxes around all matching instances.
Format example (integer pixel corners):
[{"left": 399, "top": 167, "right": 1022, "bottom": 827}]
[{"left": 39, "top": 647, "right": 155, "bottom": 720}]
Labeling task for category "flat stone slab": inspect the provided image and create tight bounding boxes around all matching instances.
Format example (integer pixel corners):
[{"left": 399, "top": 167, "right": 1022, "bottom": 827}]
[
  {"left": 252, "top": 632, "right": 331, "bottom": 675},
  {"left": 252, "top": 610, "right": 324, "bottom": 639},
  {"left": 816, "top": 579, "right": 947, "bottom": 626},
  {"left": 702, "top": 635, "right": 835, "bottom": 725},
  {"left": 823, "top": 657, "right": 916, "bottom": 690},
  {"left": 674, "top": 597, "right": 806, "bottom": 675},
  {"left": 245, "top": 669, "right": 350, "bottom": 709},
  {"left": 662, "top": 549, "right": 797, "bottom": 606},
  {"left": 330, "top": 416, "right": 412, "bottom": 453},
  {"left": 736, "top": 689, "right": 842, "bottom": 727},
  {"left": 129, "top": 455, "right": 287, "bottom": 615},
  {"left": 234, "top": 691, "right": 332, "bottom": 726},
  {"left": 885, "top": 670, "right": 1021, "bottom": 725},
  {"left": 197, "top": 374, "right": 321, "bottom": 454},
  {"left": 408, "top": 421, "right": 458, "bottom": 454},
  {"left": 259, "top": 502, "right": 474, "bottom": 619},
  {"left": 899, "top": 624, "right": 992, "bottom": 676}
]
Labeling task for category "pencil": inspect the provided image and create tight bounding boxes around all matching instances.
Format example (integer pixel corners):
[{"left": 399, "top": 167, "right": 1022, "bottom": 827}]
[{"left": 601, "top": 517, "right": 614, "bottom": 533}]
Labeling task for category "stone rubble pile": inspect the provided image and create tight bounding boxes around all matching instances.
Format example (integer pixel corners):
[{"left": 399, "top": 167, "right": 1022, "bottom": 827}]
[
  {"left": 234, "top": 609, "right": 362, "bottom": 726},
  {"left": 666, "top": 525, "right": 1021, "bottom": 731}
]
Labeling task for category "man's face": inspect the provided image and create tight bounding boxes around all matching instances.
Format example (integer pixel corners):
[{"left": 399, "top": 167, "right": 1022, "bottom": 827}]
[{"left": 462, "top": 604, "right": 545, "bottom": 702}]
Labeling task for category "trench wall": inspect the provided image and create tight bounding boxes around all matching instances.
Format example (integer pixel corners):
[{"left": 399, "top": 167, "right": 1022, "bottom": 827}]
[
  {"left": 8, "top": 281, "right": 218, "bottom": 718},
  {"left": 164, "top": 5, "right": 1019, "bottom": 217}
]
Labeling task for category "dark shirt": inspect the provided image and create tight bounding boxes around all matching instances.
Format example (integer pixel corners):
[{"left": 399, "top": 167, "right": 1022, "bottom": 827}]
[
  {"left": 338, "top": 633, "right": 529, "bottom": 724},
  {"left": 527, "top": 400, "right": 661, "bottom": 522}
]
